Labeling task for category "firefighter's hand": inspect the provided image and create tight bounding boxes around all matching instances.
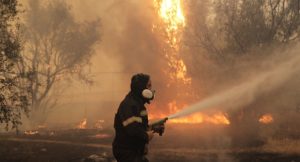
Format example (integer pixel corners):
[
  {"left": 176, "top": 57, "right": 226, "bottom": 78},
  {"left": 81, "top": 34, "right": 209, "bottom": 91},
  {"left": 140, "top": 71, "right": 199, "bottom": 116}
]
[
  {"left": 159, "top": 124, "right": 165, "bottom": 134},
  {"left": 152, "top": 124, "right": 165, "bottom": 136},
  {"left": 147, "top": 131, "right": 154, "bottom": 141}
]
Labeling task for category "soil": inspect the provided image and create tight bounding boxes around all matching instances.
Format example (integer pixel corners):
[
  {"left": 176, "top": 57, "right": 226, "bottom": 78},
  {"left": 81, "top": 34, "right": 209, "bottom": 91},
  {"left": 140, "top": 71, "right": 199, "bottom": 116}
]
[{"left": 0, "top": 125, "right": 299, "bottom": 162}]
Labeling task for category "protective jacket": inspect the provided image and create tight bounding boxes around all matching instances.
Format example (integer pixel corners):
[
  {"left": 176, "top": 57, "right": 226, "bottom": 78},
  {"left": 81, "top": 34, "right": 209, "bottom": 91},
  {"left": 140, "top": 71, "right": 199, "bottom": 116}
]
[{"left": 113, "top": 91, "right": 149, "bottom": 152}]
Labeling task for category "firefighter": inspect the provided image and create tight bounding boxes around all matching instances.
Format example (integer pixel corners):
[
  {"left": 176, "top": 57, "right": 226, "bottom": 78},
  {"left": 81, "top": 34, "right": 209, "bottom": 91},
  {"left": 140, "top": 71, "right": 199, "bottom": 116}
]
[{"left": 112, "top": 73, "right": 156, "bottom": 162}]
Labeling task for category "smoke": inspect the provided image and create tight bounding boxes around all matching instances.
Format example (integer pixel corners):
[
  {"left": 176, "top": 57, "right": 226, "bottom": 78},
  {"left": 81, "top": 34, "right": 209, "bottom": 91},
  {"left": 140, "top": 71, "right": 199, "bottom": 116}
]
[
  {"left": 13, "top": 1, "right": 300, "bottom": 160},
  {"left": 69, "top": 0, "right": 183, "bottom": 116},
  {"left": 18, "top": 0, "right": 175, "bottom": 126},
  {"left": 18, "top": 0, "right": 300, "bottom": 136},
  {"left": 169, "top": 45, "right": 300, "bottom": 119},
  {"left": 93, "top": 0, "right": 172, "bottom": 103}
]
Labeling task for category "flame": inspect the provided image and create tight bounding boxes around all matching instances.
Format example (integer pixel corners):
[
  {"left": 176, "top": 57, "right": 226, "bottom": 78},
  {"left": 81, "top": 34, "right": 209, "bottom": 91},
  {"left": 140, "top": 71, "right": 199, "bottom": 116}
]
[
  {"left": 155, "top": 0, "right": 185, "bottom": 44},
  {"left": 152, "top": 1, "right": 229, "bottom": 125},
  {"left": 154, "top": 0, "right": 191, "bottom": 84},
  {"left": 77, "top": 118, "right": 87, "bottom": 129},
  {"left": 24, "top": 130, "right": 39, "bottom": 135},
  {"left": 259, "top": 114, "right": 274, "bottom": 124}
]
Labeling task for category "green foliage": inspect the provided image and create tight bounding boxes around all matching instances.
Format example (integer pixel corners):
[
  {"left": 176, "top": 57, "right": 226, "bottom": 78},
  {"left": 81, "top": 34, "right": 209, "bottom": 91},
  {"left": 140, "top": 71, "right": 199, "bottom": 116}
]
[{"left": 0, "top": 0, "right": 29, "bottom": 130}]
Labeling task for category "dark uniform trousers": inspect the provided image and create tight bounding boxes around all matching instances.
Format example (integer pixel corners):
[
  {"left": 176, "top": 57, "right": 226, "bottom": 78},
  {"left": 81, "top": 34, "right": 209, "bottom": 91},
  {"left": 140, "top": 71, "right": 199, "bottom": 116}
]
[{"left": 113, "top": 148, "right": 149, "bottom": 162}]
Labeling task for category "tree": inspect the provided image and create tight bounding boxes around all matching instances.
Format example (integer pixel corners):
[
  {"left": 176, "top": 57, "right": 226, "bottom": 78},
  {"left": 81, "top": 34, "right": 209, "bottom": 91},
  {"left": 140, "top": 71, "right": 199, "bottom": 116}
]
[
  {"left": 185, "top": 0, "right": 300, "bottom": 146},
  {"left": 184, "top": 0, "right": 300, "bottom": 95},
  {"left": 188, "top": 0, "right": 300, "bottom": 59},
  {"left": 17, "top": 0, "right": 101, "bottom": 123},
  {"left": 0, "top": 0, "right": 29, "bottom": 130}
]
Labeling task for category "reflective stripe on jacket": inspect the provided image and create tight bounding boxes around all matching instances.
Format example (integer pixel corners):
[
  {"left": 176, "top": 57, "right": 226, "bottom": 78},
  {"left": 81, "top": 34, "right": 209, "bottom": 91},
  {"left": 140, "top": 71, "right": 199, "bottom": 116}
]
[{"left": 113, "top": 92, "right": 149, "bottom": 151}]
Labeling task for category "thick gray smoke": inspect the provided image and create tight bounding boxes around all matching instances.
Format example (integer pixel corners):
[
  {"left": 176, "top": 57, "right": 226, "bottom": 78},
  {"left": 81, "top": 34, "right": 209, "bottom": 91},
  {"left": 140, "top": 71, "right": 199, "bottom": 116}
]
[{"left": 169, "top": 46, "right": 300, "bottom": 119}]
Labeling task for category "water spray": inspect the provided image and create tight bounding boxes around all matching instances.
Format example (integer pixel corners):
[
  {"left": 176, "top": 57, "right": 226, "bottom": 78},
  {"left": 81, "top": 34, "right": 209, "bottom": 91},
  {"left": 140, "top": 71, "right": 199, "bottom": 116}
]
[{"left": 163, "top": 48, "right": 300, "bottom": 121}]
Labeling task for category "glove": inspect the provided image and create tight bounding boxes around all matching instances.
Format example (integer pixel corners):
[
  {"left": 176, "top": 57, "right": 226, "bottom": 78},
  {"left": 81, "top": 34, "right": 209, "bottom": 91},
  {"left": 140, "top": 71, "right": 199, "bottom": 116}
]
[{"left": 152, "top": 124, "right": 165, "bottom": 136}]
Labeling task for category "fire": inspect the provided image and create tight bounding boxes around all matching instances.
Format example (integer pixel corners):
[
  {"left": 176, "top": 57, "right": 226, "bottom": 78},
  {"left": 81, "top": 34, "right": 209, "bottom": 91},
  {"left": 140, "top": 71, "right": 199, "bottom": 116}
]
[
  {"left": 259, "top": 114, "right": 274, "bottom": 124},
  {"left": 152, "top": 1, "right": 230, "bottom": 125},
  {"left": 77, "top": 118, "right": 87, "bottom": 129},
  {"left": 155, "top": 0, "right": 185, "bottom": 43},
  {"left": 24, "top": 130, "right": 39, "bottom": 135},
  {"left": 154, "top": 0, "right": 191, "bottom": 84}
]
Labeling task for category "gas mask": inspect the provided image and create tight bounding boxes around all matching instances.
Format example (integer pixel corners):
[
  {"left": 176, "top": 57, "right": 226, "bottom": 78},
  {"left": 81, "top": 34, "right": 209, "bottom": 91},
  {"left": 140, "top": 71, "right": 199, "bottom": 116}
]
[{"left": 142, "top": 89, "right": 155, "bottom": 100}]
